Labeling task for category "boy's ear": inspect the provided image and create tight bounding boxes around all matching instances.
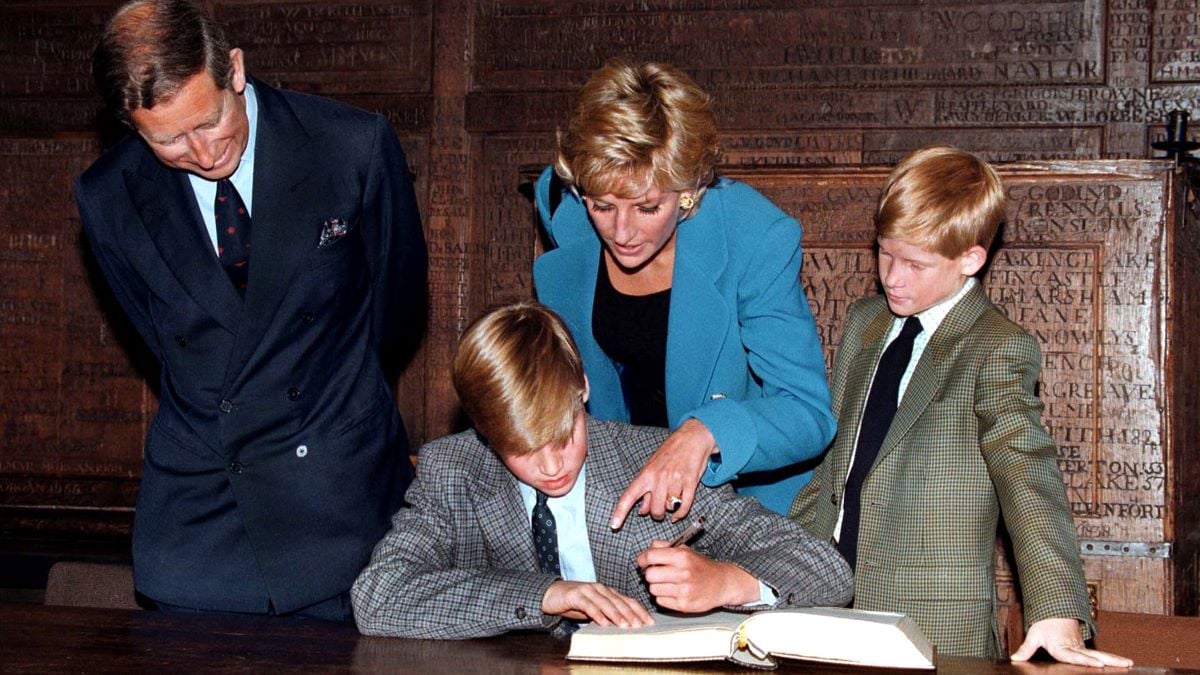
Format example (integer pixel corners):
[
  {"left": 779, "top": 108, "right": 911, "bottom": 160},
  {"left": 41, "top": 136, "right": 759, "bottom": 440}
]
[
  {"left": 582, "top": 375, "right": 590, "bottom": 404},
  {"left": 959, "top": 245, "right": 988, "bottom": 277}
]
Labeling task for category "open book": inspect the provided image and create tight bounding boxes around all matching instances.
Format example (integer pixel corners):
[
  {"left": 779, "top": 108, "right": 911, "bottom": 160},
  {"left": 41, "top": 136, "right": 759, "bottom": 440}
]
[{"left": 566, "top": 607, "right": 935, "bottom": 670}]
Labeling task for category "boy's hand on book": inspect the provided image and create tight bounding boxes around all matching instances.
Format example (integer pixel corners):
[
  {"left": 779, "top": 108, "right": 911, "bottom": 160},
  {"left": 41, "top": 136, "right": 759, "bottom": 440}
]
[
  {"left": 611, "top": 419, "right": 716, "bottom": 529},
  {"left": 1011, "top": 618, "right": 1133, "bottom": 668},
  {"left": 636, "top": 541, "right": 758, "bottom": 612},
  {"left": 542, "top": 580, "right": 654, "bottom": 628}
]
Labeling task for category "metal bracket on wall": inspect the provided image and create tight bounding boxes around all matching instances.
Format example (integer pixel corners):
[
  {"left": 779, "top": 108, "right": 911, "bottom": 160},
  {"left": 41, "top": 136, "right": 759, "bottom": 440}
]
[{"left": 1079, "top": 540, "right": 1171, "bottom": 558}]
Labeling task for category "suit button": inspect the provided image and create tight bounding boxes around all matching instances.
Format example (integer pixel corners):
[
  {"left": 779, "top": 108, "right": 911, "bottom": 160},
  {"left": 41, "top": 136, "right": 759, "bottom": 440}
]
[
  {"left": 514, "top": 607, "right": 527, "bottom": 620},
  {"left": 228, "top": 461, "right": 244, "bottom": 474},
  {"left": 174, "top": 335, "right": 187, "bottom": 348},
  {"left": 296, "top": 445, "right": 308, "bottom": 458},
  {"left": 830, "top": 493, "right": 838, "bottom": 505},
  {"left": 287, "top": 387, "right": 300, "bottom": 401},
  {"left": 301, "top": 312, "right": 316, "bottom": 325},
  {"left": 786, "top": 593, "right": 795, "bottom": 604},
  {"left": 219, "top": 399, "right": 233, "bottom": 413}
]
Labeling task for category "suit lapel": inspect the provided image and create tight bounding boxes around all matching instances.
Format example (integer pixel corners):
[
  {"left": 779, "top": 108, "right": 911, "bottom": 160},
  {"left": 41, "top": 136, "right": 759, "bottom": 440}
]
[
  {"left": 536, "top": 238, "right": 627, "bottom": 421},
  {"left": 223, "top": 81, "right": 320, "bottom": 387},
  {"left": 473, "top": 454, "right": 539, "bottom": 572},
  {"left": 128, "top": 153, "right": 243, "bottom": 334},
  {"left": 665, "top": 206, "right": 729, "bottom": 420},
  {"left": 665, "top": 257, "right": 728, "bottom": 421},
  {"left": 834, "top": 305, "right": 893, "bottom": 483},
  {"left": 873, "top": 283, "right": 991, "bottom": 468},
  {"left": 581, "top": 422, "right": 648, "bottom": 597}
]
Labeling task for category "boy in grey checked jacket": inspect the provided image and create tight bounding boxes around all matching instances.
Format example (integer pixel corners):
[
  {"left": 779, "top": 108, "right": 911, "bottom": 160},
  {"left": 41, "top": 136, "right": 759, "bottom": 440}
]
[
  {"left": 790, "top": 146, "right": 1130, "bottom": 667},
  {"left": 352, "top": 302, "right": 852, "bottom": 639}
]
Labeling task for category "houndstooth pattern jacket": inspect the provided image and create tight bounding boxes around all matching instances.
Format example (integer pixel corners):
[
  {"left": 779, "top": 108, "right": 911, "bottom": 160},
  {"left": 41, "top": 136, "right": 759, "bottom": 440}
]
[
  {"left": 791, "top": 284, "right": 1093, "bottom": 658},
  {"left": 353, "top": 417, "right": 853, "bottom": 639}
]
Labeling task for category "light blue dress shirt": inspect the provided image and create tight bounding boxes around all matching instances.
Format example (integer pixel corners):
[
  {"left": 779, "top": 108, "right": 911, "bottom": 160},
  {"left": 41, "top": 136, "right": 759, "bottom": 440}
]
[
  {"left": 517, "top": 465, "right": 597, "bottom": 582},
  {"left": 188, "top": 82, "right": 259, "bottom": 253}
]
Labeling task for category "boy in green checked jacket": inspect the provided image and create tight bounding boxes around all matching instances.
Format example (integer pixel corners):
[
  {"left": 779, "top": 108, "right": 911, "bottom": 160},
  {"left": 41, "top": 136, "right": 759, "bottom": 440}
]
[{"left": 791, "top": 146, "right": 1130, "bottom": 667}]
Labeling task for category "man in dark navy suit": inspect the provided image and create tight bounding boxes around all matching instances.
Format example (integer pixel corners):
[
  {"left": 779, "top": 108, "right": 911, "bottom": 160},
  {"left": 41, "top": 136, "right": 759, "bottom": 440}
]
[{"left": 75, "top": 0, "right": 426, "bottom": 621}]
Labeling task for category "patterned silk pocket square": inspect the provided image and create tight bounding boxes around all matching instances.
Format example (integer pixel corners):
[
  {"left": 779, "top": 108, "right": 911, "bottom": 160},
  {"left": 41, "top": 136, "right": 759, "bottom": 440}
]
[{"left": 317, "top": 217, "right": 350, "bottom": 249}]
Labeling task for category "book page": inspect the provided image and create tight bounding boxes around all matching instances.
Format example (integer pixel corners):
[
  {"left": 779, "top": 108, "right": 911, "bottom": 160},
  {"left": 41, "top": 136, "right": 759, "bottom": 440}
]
[
  {"left": 742, "top": 608, "right": 935, "bottom": 669},
  {"left": 566, "top": 611, "right": 747, "bottom": 663}
]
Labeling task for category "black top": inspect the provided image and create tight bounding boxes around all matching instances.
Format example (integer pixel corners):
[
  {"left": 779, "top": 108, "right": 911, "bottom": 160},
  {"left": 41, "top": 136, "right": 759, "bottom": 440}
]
[{"left": 592, "top": 255, "right": 671, "bottom": 428}]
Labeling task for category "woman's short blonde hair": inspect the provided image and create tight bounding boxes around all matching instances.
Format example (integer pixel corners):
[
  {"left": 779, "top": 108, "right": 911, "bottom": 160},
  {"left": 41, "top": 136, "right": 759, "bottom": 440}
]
[
  {"left": 555, "top": 59, "right": 721, "bottom": 211},
  {"left": 453, "top": 302, "right": 587, "bottom": 457},
  {"left": 875, "top": 146, "right": 1006, "bottom": 258}
]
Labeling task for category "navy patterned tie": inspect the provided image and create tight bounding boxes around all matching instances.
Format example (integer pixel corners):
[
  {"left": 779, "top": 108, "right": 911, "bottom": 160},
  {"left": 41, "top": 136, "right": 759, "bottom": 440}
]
[
  {"left": 532, "top": 492, "right": 562, "bottom": 576},
  {"left": 215, "top": 179, "right": 252, "bottom": 296},
  {"left": 839, "top": 316, "right": 923, "bottom": 570}
]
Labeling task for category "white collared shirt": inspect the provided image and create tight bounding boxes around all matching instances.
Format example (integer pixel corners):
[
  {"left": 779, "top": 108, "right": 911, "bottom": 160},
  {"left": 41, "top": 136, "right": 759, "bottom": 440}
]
[
  {"left": 834, "top": 278, "right": 978, "bottom": 540},
  {"left": 188, "top": 82, "right": 259, "bottom": 253}
]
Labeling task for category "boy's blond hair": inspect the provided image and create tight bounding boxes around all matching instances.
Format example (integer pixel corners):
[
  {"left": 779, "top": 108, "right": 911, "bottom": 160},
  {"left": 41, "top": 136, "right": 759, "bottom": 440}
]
[
  {"left": 875, "top": 146, "right": 1006, "bottom": 258},
  {"left": 452, "top": 302, "right": 587, "bottom": 457},
  {"left": 555, "top": 58, "right": 721, "bottom": 215}
]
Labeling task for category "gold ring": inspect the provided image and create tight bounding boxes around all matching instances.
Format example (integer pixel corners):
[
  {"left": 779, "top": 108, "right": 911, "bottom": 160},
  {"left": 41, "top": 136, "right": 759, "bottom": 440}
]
[{"left": 666, "top": 495, "right": 683, "bottom": 512}]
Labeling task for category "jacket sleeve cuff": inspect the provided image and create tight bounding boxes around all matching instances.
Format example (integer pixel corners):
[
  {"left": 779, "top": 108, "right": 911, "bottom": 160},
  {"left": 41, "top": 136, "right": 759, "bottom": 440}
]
[{"left": 688, "top": 400, "right": 756, "bottom": 486}]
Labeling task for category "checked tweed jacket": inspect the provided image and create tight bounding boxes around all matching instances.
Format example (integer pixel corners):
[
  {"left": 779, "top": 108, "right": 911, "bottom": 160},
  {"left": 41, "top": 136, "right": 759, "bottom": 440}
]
[
  {"left": 790, "top": 284, "right": 1093, "bottom": 658},
  {"left": 353, "top": 418, "right": 853, "bottom": 639}
]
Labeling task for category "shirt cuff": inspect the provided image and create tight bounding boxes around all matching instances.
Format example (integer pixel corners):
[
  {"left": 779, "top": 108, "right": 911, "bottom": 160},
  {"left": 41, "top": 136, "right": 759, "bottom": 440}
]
[{"left": 751, "top": 579, "right": 779, "bottom": 607}]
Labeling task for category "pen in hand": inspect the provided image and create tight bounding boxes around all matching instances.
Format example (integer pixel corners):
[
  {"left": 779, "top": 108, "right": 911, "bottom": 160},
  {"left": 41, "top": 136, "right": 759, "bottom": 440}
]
[{"left": 668, "top": 516, "right": 705, "bottom": 547}]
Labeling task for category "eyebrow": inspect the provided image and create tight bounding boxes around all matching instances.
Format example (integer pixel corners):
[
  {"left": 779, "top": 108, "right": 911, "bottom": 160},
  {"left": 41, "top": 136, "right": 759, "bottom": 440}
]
[{"left": 146, "top": 94, "right": 227, "bottom": 144}]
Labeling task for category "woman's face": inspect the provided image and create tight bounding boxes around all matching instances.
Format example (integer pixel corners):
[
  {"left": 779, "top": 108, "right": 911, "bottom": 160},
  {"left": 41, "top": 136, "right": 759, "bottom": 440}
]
[{"left": 584, "top": 186, "right": 688, "bottom": 272}]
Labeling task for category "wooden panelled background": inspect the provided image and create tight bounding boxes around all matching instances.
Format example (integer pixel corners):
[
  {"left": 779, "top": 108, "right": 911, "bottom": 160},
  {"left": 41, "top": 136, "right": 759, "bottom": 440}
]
[{"left": 2, "top": 0, "right": 1199, "bottom": 612}]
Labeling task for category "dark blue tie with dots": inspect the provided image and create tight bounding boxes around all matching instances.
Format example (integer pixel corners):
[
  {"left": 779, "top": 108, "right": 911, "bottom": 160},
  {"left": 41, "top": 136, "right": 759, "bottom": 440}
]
[
  {"left": 215, "top": 179, "right": 252, "bottom": 296},
  {"left": 532, "top": 491, "right": 561, "bottom": 576}
]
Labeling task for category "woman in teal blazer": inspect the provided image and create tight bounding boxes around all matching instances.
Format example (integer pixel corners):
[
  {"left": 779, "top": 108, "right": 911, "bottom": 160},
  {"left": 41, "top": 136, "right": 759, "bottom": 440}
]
[{"left": 533, "top": 59, "right": 834, "bottom": 520}]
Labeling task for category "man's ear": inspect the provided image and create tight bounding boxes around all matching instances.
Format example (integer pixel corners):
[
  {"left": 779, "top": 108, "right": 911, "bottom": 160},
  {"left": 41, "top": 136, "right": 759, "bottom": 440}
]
[
  {"left": 582, "top": 375, "right": 590, "bottom": 405},
  {"left": 959, "top": 244, "right": 988, "bottom": 277},
  {"left": 228, "top": 48, "right": 247, "bottom": 94}
]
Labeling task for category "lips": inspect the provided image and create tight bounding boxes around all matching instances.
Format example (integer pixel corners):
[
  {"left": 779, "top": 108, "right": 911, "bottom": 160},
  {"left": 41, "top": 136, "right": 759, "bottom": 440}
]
[
  {"left": 612, "top": 242, "right": 643, "bottom": 257},
  {"left": 541, "top": 475, "right": 571, "bottom": 492}
]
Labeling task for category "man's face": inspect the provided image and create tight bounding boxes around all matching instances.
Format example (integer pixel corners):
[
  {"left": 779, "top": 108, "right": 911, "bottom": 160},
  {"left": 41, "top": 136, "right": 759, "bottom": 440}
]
[
  {"left": 130, "top": 49, "right": 249, "bottom": 181},
  {"left": 499, "top": 409, "right": 588, "bottom": 497},
  {"left": 877, "top": 236, "right": 985, "bottom": 317}
]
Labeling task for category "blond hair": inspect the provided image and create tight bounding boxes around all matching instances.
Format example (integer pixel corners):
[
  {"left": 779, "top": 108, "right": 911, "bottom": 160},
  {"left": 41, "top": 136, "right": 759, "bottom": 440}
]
[
  {"left": 875, "top": 146, "right": 1006, "bottom": 258},
  {"left": 453, "top": 302, "right": 587, "bottom": 457},
  {"left": 555, "top": 59, "right": 721, "bottom": 214}
]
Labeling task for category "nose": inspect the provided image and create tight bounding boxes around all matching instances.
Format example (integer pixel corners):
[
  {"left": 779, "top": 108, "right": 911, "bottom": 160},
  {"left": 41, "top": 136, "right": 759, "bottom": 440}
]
[
  {"left": 612, "top": 208, "right": 636, "bottom": 245},
  {"left": 185, "top": 133, "right": 216, "bottom": 170},
  {"left": 882, "top": 260, "right": 903, "bottom": 289},
  {"left": 537, "top": 448, "right": 564, "bottom": 477}
]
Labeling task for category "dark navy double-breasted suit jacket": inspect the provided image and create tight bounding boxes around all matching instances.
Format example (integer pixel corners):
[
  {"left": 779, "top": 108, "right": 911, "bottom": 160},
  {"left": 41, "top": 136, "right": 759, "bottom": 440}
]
[{"left": 75, "top": 78, "right": 427, "bottom": 614}]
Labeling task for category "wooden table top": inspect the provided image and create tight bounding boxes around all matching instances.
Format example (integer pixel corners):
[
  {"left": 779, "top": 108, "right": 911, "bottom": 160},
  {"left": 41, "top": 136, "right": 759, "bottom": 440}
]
[{"left": 2, "top": 603, "right": 1195, "bottom": 674}]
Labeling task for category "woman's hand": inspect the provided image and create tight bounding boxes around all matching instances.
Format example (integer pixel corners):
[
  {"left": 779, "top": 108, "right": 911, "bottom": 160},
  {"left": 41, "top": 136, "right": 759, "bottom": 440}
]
[{"left": 610, "top": 419, "right": 717, "bottom": 529}]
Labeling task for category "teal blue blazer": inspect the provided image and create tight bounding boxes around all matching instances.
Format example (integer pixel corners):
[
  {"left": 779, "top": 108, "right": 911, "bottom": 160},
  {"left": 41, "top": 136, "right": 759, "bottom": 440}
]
[{"left": 533, "top": 167, "right": 835, "bottom": 513}]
